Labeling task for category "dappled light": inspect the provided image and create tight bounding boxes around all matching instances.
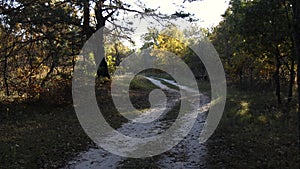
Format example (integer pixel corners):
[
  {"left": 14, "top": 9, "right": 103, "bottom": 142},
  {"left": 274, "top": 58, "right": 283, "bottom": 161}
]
[{"left": 237, "top": 101, "right": 249, "bottom": 116}]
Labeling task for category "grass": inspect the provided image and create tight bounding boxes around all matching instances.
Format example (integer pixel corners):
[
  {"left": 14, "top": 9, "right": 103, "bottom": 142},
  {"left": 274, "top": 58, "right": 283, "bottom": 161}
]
[
  {"left": 196, "top": 80, "right": 211, "bottom": 95},
  {"left": 129, "top": 75, "right": 158, "bottom": 92},
  {"left": 97, "top": 75, "right": 161, "bottom": 127},
  {"left": 0, "top": 103, "right": 92, "bottom": 169},
  {"left": 0, "top": 75, "right": 159, "bottom": 169},
  {"left": 206, "top": 86, "right": 300, "bottom": 169},
  {"left": 1, "top": 75, "right": 299, "bottom": 169}
]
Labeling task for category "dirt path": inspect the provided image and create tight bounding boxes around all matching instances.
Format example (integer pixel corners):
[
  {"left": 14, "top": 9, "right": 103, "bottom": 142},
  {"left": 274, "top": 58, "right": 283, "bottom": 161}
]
[{"left": 65, "top": 76, "right": 210, "bottom": 169}]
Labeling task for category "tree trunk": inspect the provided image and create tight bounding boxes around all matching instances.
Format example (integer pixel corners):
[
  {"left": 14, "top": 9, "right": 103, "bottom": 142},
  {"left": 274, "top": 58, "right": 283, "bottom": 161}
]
[
  {"left": 83, "top": 0, "right": 93, "bottom": 39},
  {"left": 87, "top": 27, "right": 108, "bottom": 79},
  {"left": 275, "top": 54, "right": 282, "bottom": 104},
  {"left": 250, "top": 67, "right": 254, "bottom": 88},
  {"left": 82, "top": 0, "right": 110, "bottom": 79},
  {"left": 288, "top": 59, "right": 295, "bottom": 103},
  {"left": 95, "top": 0, "right": 110, "bottom": 79},
  {"left": 239, "top": 69, "right": 243, "bottom": 89},
  {"left": 114, "top": 43, "right": 121, "bottom": 66},
  {"left": 41, "top": 54, "right": 56, "bottom": 88},
  {"left": 291, "top": 0, "right": 300, "bottom": 151},
  {"left": 3, "top": 54, "right": 9, "bottom": 96},
  {"left": 274, "top": 45, "right": 282, "bottom": 104}
]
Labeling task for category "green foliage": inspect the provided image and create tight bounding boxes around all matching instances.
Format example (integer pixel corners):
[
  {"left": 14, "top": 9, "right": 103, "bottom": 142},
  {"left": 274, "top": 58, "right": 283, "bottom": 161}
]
[
  {"left": 0, "top": 0, "right": 82, "bottom": 101},
  {"left": 210, "top": 0, "right": 295, "bottom": 95}
]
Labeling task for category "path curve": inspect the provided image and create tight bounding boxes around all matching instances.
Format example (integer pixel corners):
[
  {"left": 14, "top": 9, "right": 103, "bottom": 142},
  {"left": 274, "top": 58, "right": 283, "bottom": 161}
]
[{"left": 65, "top": 76, "right": 210, "bottom": 169}]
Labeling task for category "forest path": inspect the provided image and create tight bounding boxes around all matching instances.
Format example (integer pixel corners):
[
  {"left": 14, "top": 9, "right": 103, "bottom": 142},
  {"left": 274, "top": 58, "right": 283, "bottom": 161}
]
[{"left": 65, "top": 76, "right": 210, "bottom": 169}]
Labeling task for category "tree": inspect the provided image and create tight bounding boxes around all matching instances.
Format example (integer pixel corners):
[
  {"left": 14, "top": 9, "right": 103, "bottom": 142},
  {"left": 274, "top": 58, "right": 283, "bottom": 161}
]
[
  {"left": 0, "top": 0, "right": 81, "bottom": 98},
  {"left": 79, "top": 0, "right": 202, "bottom": 78},
  {"left": 0, "top": 0, "right": 202, "bottom": 99},
  {"left": 211, "top": 0, "right": 294, "bottom": 104},
  {"left": 105, "top": 39, "right": 132, "bottom": 74},
  {"left": 141, "top": 25, "right": 208, "bottom": 79}
]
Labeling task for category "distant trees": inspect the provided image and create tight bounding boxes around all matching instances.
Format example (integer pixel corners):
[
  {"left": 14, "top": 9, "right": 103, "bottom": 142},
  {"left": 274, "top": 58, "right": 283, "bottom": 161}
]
[
  {"left": 105, "top": 39, "right": 133, "bottom": 74},
  {"left": 140, "top": 25, "right": 208, "bottom": 79}
]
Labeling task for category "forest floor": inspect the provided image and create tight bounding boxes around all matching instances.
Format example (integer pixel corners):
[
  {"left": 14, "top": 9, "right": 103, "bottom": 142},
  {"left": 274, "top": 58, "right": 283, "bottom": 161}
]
[{"left": 0, "top": 76, "right": 299, "bottom": 169}]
